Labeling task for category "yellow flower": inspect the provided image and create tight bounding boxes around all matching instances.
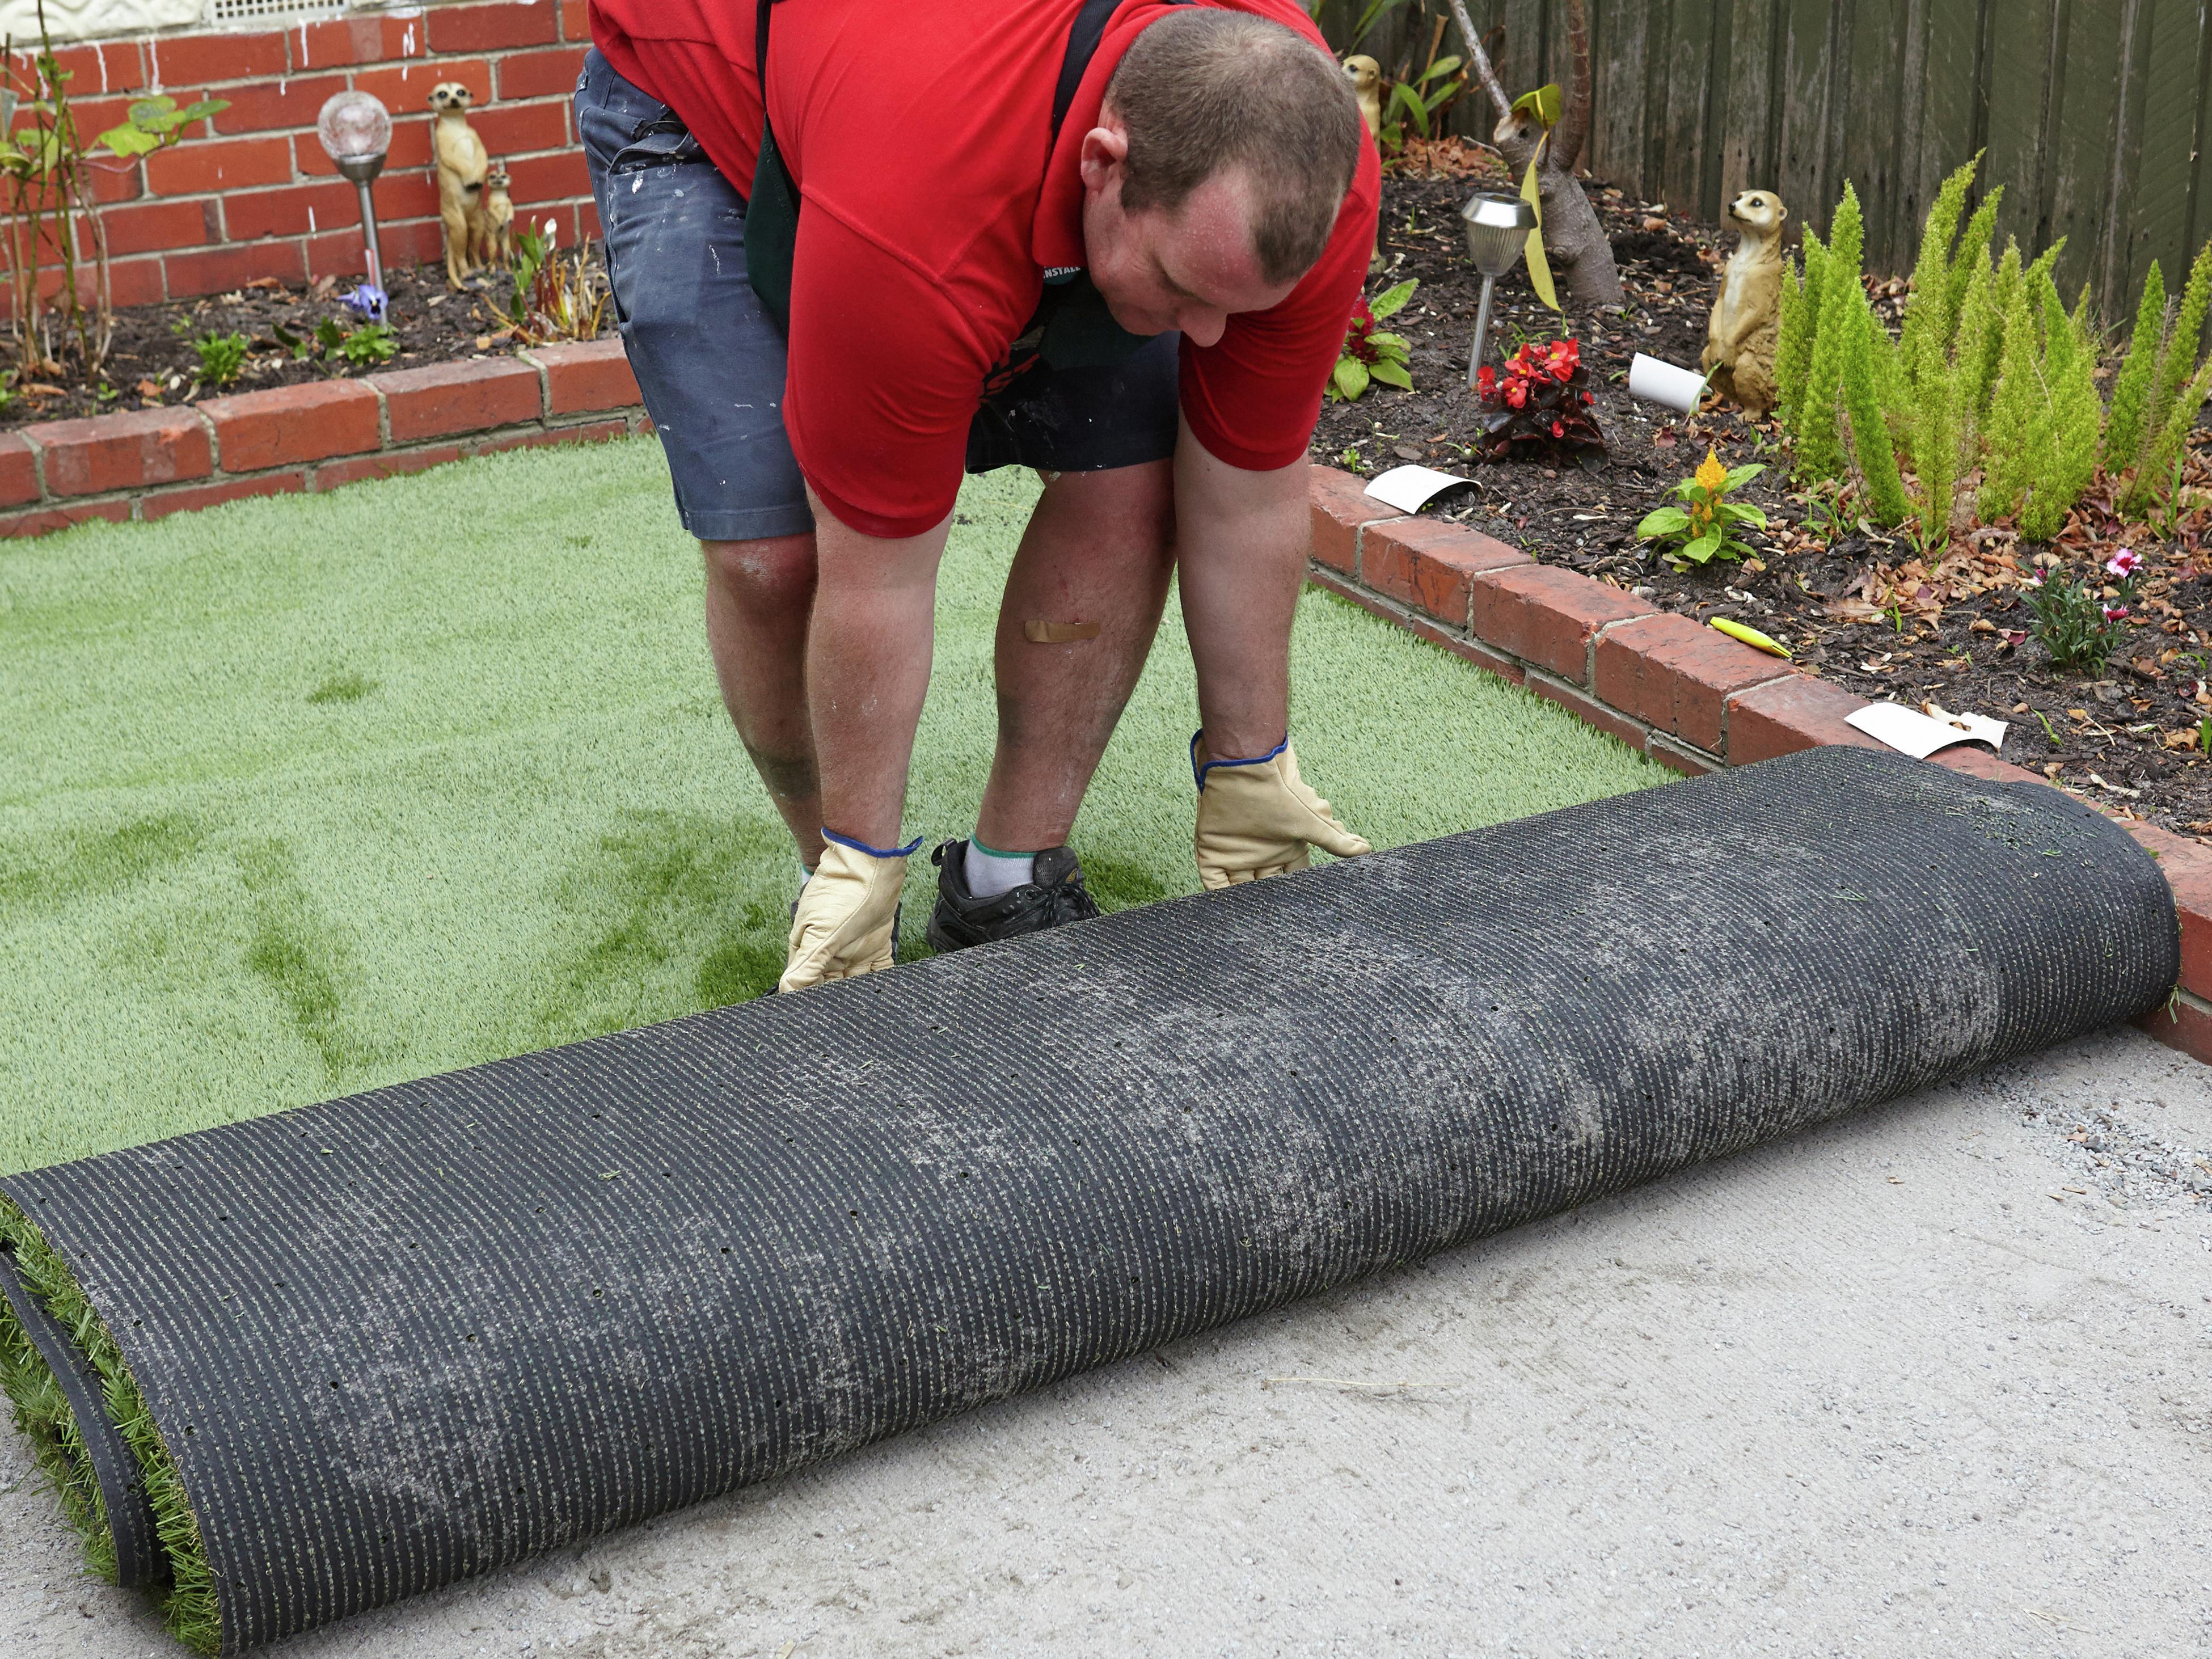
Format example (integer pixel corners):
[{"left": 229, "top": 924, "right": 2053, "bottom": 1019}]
[{"left": 1694, "top": 446, "right": 1728, "bottom": 495}]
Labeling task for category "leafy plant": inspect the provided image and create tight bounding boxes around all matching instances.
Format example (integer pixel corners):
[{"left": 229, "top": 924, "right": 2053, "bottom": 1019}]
[
  {"left": 273, "top": 316, "right": 398, "bottom": 373},
  {"left": 504, "top": 218, "right": 610, "bottom": 345},
  {"left": 334, "top": 322, "right": 396, "bottom": 367},
  {"left": 1636, "top": 446, "right": 1768, "bottom": 564},
  {"left": 1378, "top": 54, "right": 1467, "bottom": 153},
  {"left": 189, "top": 330, "right": 247, "bottom": 387},
  {"left": 1473, "top": 335, "right": 1603, "bottom": 462},
  {"left": 2023, "top": 562, "right": 2134, "bottom": 674},
  {"left": 1329, "top": 278, "right": 1416, "bottom": 401},
  {"left": 0, "top": 2, "right": 227, "bottom": 378}
]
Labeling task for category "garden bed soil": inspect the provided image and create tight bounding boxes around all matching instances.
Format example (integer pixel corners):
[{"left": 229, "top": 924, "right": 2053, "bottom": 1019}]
[
  {"left": 1, "top": 260, "right": 600, "bottom": 428},
  {"left": 1316, "top": 146, "right": 2212, "bottom": 839}
]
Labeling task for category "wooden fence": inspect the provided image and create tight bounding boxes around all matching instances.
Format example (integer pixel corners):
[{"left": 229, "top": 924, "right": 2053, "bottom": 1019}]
[{"left": 1316, "top": 0, "right": 2212, "bottom": 321}]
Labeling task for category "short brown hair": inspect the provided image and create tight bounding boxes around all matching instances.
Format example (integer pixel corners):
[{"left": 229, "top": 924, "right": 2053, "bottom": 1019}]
[{"left": 1104, "top": 9, "right": 1363, "bottom": 286}]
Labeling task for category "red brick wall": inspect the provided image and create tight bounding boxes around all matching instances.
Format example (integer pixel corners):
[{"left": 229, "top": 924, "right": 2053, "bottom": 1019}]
[{"left": 5, "top": 0, "right": 596, "bottom": 313}]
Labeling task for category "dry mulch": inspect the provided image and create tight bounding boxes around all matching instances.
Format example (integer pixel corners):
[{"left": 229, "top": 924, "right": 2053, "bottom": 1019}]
[
  {"left": 0, "top": 259, "right": 600, "bottom": 429},
  {"left": 1313, "top": 143, "right": 2212, "bottom": 838}
]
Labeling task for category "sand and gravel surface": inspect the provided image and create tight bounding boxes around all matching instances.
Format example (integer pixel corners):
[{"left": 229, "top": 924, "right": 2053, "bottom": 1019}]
[{"left": 6, "top": 1024, "right": 2208, "bottom": 1659}]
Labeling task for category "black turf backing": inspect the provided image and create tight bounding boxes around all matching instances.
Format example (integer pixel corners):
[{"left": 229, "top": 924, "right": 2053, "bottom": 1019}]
[{"left": 1, "top": 748, "right": 2178, "bottom": 1650}]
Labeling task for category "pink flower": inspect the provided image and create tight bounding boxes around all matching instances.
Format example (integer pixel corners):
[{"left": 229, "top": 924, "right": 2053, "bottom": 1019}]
[
  {"left": 2103, "top": 603, "right": 2130, "bottom": 620},
  {"left": 2104, "top": 549, "right": 2142, "bottom": 578}
]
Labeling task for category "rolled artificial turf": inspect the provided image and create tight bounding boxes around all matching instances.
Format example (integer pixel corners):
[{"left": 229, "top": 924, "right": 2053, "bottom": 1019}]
[
  {"left": 0, "top": 437, "right": 1667, "bottom": 1641},
  {"left": 4, "top": 746, "right": 2178, "bottom": 1652}
]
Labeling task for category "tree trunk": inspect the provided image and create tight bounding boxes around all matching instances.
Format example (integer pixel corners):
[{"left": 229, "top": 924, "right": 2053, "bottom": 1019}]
[
  {"left": 1491, "top": 109, "right": 1622, "bottom": 307},
  {"left": 1446, "top": 0, "right": 1622, "bottom": 308}
]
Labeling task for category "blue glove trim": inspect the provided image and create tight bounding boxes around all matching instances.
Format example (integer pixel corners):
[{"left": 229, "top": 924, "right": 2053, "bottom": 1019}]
[
  {"left": 1189, "top": 730, "right": 1290, "bottom": 793},
  {"left": 821, "top": 828, "right": 925, "bottom": 859}
]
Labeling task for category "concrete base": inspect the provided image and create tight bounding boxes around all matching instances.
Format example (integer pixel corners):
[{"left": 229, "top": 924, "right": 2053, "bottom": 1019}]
[{"left": 6, "top": 1027, "right": 2208, "bottom": 1658}]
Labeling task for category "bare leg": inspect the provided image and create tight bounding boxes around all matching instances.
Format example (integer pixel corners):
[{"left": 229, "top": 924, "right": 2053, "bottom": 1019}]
[
  {"left": 700, "top": 532, "right": 823, "bottom": 866},
  {"left": 974, "top": 461, "right": 1177, "bottom": 852}
]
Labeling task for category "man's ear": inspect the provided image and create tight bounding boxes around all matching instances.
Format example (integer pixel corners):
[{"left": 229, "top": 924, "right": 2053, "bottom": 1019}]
[{"left": 1078, "top": 119, "right": 1130, "bottom": 196}]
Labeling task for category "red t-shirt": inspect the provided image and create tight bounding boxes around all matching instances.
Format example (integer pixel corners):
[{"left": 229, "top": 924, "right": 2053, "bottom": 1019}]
[{"left": 590, "top": 0, "right": 1378, "bottom": 538}]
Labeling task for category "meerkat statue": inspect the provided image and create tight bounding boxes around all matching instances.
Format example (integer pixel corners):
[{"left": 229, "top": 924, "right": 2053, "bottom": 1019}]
[
  {"left": 1703, "top": 189, "right": 1789, "bottom": 415},
  {"left": 475, "top": 162, "right": 515, "bottom": 269},
  {"left": 429, "top": 82, "right": 489, "bottom": 289},
  {"left": 1343, "top": 55, "right": 1384, "bottom": 274}
]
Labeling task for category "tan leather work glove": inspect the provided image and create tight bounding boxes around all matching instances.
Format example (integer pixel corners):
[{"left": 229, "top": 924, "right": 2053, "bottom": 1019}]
[
  {"left": 778, "top": 832, "right": 915, "bottom": 993},
  {"left": 1191, "top": 733, "right": 1371, "bottom": 891}
]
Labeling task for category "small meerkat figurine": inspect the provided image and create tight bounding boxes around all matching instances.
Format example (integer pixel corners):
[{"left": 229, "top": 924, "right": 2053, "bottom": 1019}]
[
  {"left": 1703, "top": 189, "right": 1789, "bottom": 415},
  {"left": 429, "top": 82, "right": 489, "bottom": 289},
  {"left": 476, "top": 162, "right": 514, "bottom": 269},
  {"left": 1343, "top": 55, "right": 1384, "bottom": 274}
]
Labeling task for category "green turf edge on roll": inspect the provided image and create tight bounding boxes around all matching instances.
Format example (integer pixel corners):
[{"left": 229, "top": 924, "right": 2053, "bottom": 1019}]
[{"left": 0, "top": 1196, "right": 219, "bottom": 1653}]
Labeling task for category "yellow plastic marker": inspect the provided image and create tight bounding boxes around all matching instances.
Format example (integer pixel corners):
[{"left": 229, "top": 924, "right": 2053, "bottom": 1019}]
[{"left": 1711, "top": 617, "right": 1791, "bottom": 658}]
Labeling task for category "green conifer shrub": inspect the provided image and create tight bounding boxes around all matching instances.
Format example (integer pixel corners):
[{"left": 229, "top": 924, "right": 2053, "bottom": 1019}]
[
  {"left": 2125, "top": 241, "right": 2212, "bottom": 509},
  {"left": 2135, "top": 357, "right": 2212, "bottom": 512},
  {"left": 1898, "top": 153, "right": 1982, "bottom": 404},
  {"left": 2031, "top": 302, "right": 2102, "bottom": 540},
  {"left": 1978, "top": 280, "right": 2044, "bottom": 525},
  {"left": 1772, "top": 227, "right": 1826, "bottom": 424},
  {"left": 1841, "top": 280, "right": 1911, "bottom": 524},
  {"left": 1942, "top": 188, "right": 2003, "bottom": 328},
  {"left": 2100, "top": 261, "right": 2165, "bottom": 475},
  {"left": 1795, "top": 188, "right": 1864, "bottom": 484}
]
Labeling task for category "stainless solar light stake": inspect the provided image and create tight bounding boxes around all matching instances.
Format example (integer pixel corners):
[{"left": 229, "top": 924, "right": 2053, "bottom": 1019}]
[
  {"left": 1459, "top": 192, "right": 1538, "bottom": 389},
  {"left": 316, "top": 91, "right": 394, "bottom": 321}
]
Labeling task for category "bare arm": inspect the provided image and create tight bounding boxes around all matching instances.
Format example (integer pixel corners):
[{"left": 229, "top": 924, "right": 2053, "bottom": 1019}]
[
  {"left": 803, "top": 486, "right": 952, "bottom": 846},
  {"left": 1172, "top": 414, "right": 1310, "bottom": 757}
]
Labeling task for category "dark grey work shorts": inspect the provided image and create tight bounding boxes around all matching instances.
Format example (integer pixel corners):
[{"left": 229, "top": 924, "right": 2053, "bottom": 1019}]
[{"left": 576, "top": 49, "right": 1180, "bottom": 543}]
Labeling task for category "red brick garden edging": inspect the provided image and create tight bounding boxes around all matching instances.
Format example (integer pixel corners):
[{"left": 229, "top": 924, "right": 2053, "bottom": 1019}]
[
  {"left": 6, "top": 373, "right": 2200, "bottom": 1067},
  {"left": 1307, "top": 465, "right": 2212, "bottom": 1069},
  {"left": 0, "top": 337, "right": 643, "bottom": 532}
]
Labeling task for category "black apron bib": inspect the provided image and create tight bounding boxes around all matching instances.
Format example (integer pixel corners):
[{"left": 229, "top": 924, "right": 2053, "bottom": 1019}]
[{"left": 744, "top": 0, "right": 1180, "bottom": 376}]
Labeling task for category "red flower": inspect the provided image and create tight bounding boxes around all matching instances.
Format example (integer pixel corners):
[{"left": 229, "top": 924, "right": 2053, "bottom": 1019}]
[
  {"left": 1478, "top": 364, "right": 1497, "bottom": 397},
  {"left": 1342, "top": 297, "right": 1381, "bottom": 364},
  {"left": 1551, "top": 419, "right": 1565, "bottom": 437},
  {"left": 1505, "top": 382, "right": 1527, "bottom": 409}
]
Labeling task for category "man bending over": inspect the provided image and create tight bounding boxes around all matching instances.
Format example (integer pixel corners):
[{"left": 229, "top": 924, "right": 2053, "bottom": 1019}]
[{"left": 579, "top": 0, "right": 1378, "bottom": 991}]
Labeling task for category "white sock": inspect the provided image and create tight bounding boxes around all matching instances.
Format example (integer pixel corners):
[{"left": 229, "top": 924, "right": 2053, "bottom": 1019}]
[
  {"left": 964, "top": 838, "right": 1035, "bottom": 899},
  {"left": 797, "top": 857, "right": 814, "bottom": 887}
]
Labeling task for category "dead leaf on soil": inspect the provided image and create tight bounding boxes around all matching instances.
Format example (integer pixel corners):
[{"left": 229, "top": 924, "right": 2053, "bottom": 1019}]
[{"left": 2163, "top": 727, "right": 2201, "bottom": 751}]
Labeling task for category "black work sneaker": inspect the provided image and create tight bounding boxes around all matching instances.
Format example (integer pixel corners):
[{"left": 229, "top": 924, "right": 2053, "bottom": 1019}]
[{"left": 925, "top": 840, "right": 1101, "bottom": 952}]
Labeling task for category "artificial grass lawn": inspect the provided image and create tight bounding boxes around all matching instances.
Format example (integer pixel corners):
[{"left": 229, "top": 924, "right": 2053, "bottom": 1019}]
[
  {"left": 2, "top": 436, "right": 1668, "bottom": 1175},
  {"left": 1, "top": 437, "right": 1667, "bottom": 1641}
]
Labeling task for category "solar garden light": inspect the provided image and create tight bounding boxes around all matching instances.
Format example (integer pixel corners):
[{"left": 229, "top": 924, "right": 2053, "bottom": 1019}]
[
  {"left": 1459, "top": 192, "right": 1539, "bottom": 389},
  {"left": 316, "top": 90, "right": 392, "bottom": 322}
]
